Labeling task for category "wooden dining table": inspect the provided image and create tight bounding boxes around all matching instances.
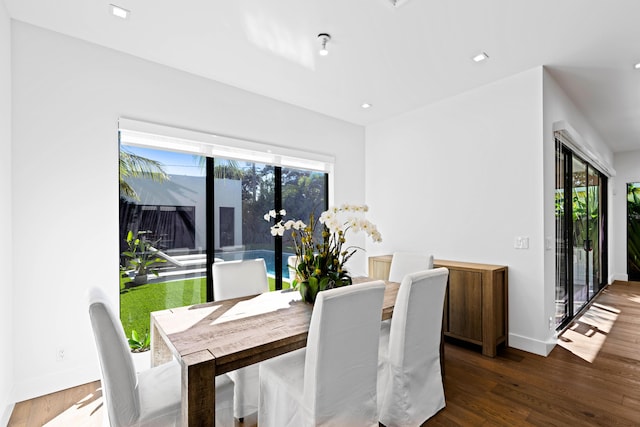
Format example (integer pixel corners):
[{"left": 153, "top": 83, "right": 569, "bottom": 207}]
[{"left": 150, "top": 278, "right": 402, "bottom": 427}]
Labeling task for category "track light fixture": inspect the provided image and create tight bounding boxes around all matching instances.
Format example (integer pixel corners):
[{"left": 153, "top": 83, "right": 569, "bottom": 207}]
[{"left": 318, "top": 33, "right": 331, "bottom": 56}]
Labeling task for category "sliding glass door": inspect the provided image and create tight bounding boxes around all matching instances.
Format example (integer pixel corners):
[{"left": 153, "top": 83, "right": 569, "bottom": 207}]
[
  {"left": 627, "top": 183, "right": 640, "bottom": 281},
  {"left": 555, "top": 141, "right": 607, "bottom": 329},
  {"left": 119, "top": 142, "right": 328, "bottom": 343}
]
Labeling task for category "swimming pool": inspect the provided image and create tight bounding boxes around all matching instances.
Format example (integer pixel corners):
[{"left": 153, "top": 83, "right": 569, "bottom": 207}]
[{"left": 215, "top": 249, "right": 295, "bottom": 279}]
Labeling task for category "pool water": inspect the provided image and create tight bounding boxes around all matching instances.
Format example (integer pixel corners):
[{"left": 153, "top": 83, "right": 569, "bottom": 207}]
[{"left": 215, "top": 249, "right": 295, "bottom": 279}]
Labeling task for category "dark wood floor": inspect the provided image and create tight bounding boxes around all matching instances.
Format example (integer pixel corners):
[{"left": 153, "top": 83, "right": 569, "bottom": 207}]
[{"left": 9, "top": 281, "right": 640, "bottom": 426}]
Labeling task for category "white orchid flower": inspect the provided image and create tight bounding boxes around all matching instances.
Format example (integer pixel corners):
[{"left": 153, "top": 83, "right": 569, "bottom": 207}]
[
  {"left": 319, "top": 211, "right": 334, "bottom": 224},
  {"left": 327, "top": 219, "right": 342, "bottom": 233},
  {"left": 270, "top": 221, "right": 286, "bottom": 236}
]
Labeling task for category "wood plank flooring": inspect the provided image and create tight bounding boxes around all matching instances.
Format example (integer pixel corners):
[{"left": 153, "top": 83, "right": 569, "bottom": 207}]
[{"left": 9, "top": 280, "right": 640, "bottom": 426}]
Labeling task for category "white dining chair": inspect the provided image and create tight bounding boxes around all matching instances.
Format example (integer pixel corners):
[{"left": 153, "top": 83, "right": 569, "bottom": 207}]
[
  {"left": 388, "top": 251, "right": 434, "bottom": 283},
  {"left": 212, "top": 258, "right": 269, "bottom": 421},
  {"left": 258, "top": 280, "right": 386, "bottom": 427},
  {"left": 377, "top": 267, "right": 449, "bottom": 427},
  {"left": 212, "top": 258, "right": 269, "bottom": 300},
  {"left": 87, "top": 287, "right": 234, "bottom": 427},
  {"left": 287, "top": 254, "right": 299, "bottom": 287}
]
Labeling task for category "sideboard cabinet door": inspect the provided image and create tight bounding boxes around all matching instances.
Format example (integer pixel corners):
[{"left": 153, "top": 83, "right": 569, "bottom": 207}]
[{"left": 447, "top": 269, "right": 483, "bottom": 343}]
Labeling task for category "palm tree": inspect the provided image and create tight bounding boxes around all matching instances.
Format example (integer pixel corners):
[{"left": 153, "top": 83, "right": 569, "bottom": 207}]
[
  {"left": 194, "top": 156, "right": 244, "bottom": 180},
  {"left": 119, "top": 148, "right": 170, "bottom": 200}
]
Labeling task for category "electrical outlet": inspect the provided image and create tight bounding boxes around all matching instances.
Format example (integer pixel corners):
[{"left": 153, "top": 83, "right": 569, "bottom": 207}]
[
  {"left": 549, "top": 317, "right": 554, "bottom": 330},
  {"left": 56, "top": 347, "right": 65, "bottom": 361}
]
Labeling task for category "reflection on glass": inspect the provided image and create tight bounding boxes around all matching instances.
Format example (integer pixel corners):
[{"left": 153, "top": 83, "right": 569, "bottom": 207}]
[
  {"left": 587, "top": 168, "right": 600, "bottom": 297},
  {"left": 212, "top": 161, "right": 328, "bottom": 288},
  {"left": 281, "top": 167, "right": 327, "bottom": 286},
  {"left": 572, "top": 157, "right": 588, "bottom": 313},
  {"left": 555, "top": 141, "right": 607, "bottom": 329},
  {"left": 555, "top": 144, "right": 568, "bottom": 327},
  {"left": 213, "top": 159, "right": 277, "bottom": 278},
  {"left": 119, "top": 144, "right": 207, "bottom": 339},
  {"left": 119, "top": 149, "right": 330, "bottom": 338}
]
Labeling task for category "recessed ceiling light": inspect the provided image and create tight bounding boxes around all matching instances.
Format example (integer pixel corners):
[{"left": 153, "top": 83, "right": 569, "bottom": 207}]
[
  {"left": 472, "top": 52, "right": 489, "bottom": 63},
  {"left": 388, "top": 0, "right": 412, "bottom": 7},
  {"left": 361, "top": 103, "right": 372, "bottom": 109},
  {"left": 110, "top": 4, "right": 130, "bottom": 19},
  {"left": 634, "top": 63, "right": 640, "bottom": 70}
]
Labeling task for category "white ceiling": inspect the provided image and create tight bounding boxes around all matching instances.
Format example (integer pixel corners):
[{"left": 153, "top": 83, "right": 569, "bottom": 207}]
[{"left": 5, "top": 0, "right": 640, "bottom": 152}]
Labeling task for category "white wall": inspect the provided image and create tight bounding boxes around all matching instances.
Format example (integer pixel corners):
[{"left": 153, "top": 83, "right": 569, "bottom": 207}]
[
  {"left": 612, "top": 150, "right": 640, "bottom": 280},
  {"left": 11, "top": 21, "right": 365, "bottom": 401},
  {"left": 366, "top": 67, "right": 550, "bottom": 355},
  {"left": 542, "top": 69, "right": 615, "bottom": 339},
  {"left": 0, "top": 1, "right": 13, "bottom": 423}
]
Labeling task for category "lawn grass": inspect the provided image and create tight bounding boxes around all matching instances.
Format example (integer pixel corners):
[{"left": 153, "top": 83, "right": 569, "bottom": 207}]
[
  {"left": 119, "top": 276, "right": 207, "bottom": 339},
  {"left": 119, "top": 275, "right": 289, "bottom": 340}
]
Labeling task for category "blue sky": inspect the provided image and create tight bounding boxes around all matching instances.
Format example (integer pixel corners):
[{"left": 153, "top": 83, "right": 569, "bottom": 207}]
[{"left": 122, "top": 144, "right": 205, "bottom": 177}]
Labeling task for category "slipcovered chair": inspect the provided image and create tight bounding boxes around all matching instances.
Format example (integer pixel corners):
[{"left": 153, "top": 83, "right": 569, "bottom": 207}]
[
  {"left": 287, "top": 254, "right": 300, "bottom": 287},
  {"left": 212, "top": 258, "right": 269, "bottom": 300},
  {"left": 259, "top": 280, "right": 386, "bottom": 427},
  {"left": 388, "top": 251, "right": 434, "bottom": 283},
  {"left": 212, "top": 258, "right": 269, "bottom": 420},
  {"left": 377, "top": 268, "right": 449, "bottom": 427},
  {"left": 87, "top": 287, "right": 234, "bottom": 426}
]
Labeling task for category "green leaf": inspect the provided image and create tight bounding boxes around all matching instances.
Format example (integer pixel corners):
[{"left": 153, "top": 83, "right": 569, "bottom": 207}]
[
  {"left": 318, "top": 276, "right": 330, "bottom": 291},
  {"left": 309, "top": 276, "right": 318, "bottom": 295}
]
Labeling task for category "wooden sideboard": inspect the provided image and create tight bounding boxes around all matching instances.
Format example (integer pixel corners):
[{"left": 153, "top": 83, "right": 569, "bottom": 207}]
[{"left": 368, "top": 255, "right": 508, "bottom": 357}]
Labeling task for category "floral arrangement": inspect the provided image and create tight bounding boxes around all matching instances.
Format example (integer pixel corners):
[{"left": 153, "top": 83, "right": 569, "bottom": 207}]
[{"left": 264, "top": 204, "right": 382, "bottom": 303}]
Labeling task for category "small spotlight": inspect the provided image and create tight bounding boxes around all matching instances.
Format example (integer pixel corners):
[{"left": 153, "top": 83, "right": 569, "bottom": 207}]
[
  {"left": 472, "top": 52, "right": 489, "bottom": 63},
  {"left": 110, "top": 4, "right": 130, "bottom": 19},
  {"left": 634, "top": 63, "right": 640, "bottom": 70},
  {"left": 361, "top": 103, "right": 372, "bottom": 109}
]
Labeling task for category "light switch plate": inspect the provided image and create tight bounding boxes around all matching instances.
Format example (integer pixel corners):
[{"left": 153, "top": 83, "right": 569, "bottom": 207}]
[{"left": 514, "top": 236, "right": 530, "bottom": 249}]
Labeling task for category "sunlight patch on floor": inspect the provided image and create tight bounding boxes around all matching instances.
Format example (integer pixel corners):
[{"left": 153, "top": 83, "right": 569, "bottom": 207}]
[
  {"left": 557, "top": 302, "right": 620, "bottom": 363},
  {"left": 43, "top": 389, "right": 103, "bottom": 427}
]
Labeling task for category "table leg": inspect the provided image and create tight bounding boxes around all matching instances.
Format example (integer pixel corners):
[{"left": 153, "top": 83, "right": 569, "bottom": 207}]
[
  {"left": 150, "top": 314, "right": 173, "bottom": 367},
  {"left": 181, "top": 351, "right": 217, "bottom": 427}
]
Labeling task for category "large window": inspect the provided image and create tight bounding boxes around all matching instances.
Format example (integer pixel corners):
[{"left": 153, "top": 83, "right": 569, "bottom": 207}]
[
  {"left": 555, "top": 140, "right": 608, "bottom": 329},
  {"left": 118, "top": 125, "right": 330, "bottom": 342}
]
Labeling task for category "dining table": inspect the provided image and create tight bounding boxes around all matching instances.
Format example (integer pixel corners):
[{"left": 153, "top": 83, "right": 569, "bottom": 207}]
[{"left": 150, "top": 277, "right": 413, "bottom": 427}]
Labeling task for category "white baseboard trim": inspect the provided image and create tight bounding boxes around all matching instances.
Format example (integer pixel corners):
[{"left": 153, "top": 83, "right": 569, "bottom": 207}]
[
  {"left": 1, "top": 402, "right": 15, "bottom": 426},
  {"left": 508, "top": 332, "right": 556, "bottom": 356},
  {"left": 12, "top": 363, "right": 99, "bottom": 403},
  {"left": 610, "top": 273, "right": 628, "bottom": 283}
]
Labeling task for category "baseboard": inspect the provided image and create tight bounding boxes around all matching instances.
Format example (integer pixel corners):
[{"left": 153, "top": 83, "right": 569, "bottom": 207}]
[
  {"left": 12, "top": 363, "right": 99, "bottom": 403},
  {"left": 1, "top": 402, "right": 15, "bottom": 426},
  {"left": 610, "top": 273, "right": 628, "bottom": 283},
  {"left": 508, "top": 332, "right": 556, "bottom": 357}
]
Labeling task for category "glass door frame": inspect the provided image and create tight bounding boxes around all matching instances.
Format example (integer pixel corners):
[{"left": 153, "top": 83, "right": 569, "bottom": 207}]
[{"left": 555, "top": 140, "right": 608, "bottom": 330}]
